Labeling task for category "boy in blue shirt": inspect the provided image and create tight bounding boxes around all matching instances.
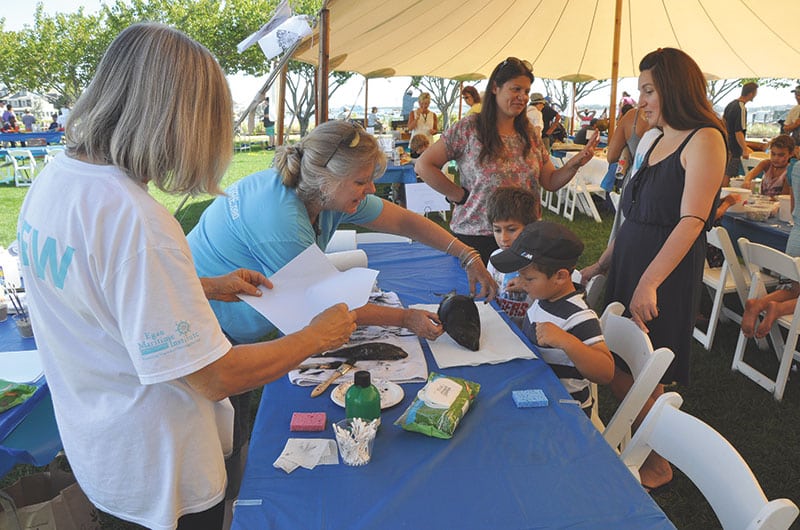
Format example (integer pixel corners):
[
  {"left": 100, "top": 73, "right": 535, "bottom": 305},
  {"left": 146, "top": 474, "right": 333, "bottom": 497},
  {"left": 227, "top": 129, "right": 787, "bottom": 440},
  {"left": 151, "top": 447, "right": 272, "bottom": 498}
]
[{"left": 491, "top": 221, "right": 614, "bottom": 413}]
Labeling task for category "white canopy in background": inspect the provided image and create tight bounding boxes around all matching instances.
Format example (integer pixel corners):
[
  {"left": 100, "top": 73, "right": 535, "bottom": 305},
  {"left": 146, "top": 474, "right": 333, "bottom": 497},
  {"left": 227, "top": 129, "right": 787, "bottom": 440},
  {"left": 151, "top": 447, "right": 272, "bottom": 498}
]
[{"left": 294, "top": 0, "right": 800, "bottom": 81}]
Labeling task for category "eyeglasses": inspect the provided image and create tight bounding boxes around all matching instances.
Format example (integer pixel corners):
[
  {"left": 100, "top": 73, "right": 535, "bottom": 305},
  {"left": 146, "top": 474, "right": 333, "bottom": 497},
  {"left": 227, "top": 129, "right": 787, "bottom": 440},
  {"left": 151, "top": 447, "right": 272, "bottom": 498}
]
[
  {"left": 499, "top": 56, "right": 533, "bottom": 74},
  {"left": 324, "top": 121, "right": 364, "bottom": 166}
]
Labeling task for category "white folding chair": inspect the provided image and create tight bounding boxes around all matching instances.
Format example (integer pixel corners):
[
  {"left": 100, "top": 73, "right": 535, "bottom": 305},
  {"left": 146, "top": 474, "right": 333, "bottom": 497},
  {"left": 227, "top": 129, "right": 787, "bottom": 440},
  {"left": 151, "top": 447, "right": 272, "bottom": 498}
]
[
  {"left": 595, "top": 302, "right": 674, "bottom": 453},
  {"left": 732, "top": 239, "right": 800, "bottom": 401},
  {"left": 741, "top": 158, "right": 761, "bottom": 175},
  {"left": 355, "top": 232, "right": 412, "bottom": 244},
  {"left": 562, "top": 172, "right": 603, "bottom": 223},
  {"left": 546, "top": 156, "right": 566, "bottom": 214},
  {"left": 694, "top": 226, "right": 778, "bottom": 350},
  {"left": 5, "top": 149, "right": 37, "bottom": 187},
  {"left": 621, "top": 392, "right": 799, "bottom": 530}
]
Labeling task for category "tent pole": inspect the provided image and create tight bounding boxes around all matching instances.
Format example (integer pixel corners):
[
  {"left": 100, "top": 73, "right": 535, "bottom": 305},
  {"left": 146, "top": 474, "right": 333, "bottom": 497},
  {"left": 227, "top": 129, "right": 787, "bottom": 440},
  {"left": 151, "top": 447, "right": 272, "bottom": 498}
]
[
  {"left": 571, "top": 82, "right": 576, "bottom": 135},
  {"left": 608, "top": 0, "right": 623, "bottom": 138},
  {"left": 458, "top": 81, "right": 463, "bottom": 120},
  {"left": 278, "top": 62, "right": 287, "bottom": 145},
  {"left": 317, "top": 5, "right": 331, "bottom": 124},
  {"left": 364, "top": 76, "right": 369, "bottom": 128}
]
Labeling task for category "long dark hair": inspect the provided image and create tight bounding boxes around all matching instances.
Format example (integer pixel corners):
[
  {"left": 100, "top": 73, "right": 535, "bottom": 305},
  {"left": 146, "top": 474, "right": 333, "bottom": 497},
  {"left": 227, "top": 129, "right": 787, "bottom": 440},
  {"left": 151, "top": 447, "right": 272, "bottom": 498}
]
[
  {"left": 638, "top": 48, "right": 726, "bottom": 143},
  {"left": 476, "top": 57, "right": 535, "bottom": 163}
]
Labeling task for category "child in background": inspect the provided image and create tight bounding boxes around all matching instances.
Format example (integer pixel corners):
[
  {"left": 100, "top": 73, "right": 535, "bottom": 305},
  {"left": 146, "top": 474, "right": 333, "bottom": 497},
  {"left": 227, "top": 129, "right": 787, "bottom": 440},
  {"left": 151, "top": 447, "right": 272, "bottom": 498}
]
[
  {"left": 485, "top": 187, "right": 539, "bottom": 326},
  {"left": 743, "top": 134, "right": 796, "bottom": 197},
  {"left": 409, "top": 134, "right": 430, "bottom": 159},
  {"left": 490, "top": 221, "right": 614, "bottom": 414}
]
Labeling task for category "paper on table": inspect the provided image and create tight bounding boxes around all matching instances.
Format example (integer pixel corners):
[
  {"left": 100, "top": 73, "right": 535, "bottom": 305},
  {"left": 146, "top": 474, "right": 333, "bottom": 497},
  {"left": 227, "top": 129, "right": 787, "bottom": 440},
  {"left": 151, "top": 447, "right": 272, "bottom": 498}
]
[
  {"left": 326, "top": 249, "right": 367, "bottom": 272},
  {"left": 0, "top": 350, "right": 43, "bottom": 383},
  {"left": 273, "top": 438, "right": 339, "bottom": 473},
  {"left": 411, "top": 303, "right": 536, "bottom": 368},
  {"left": 239, "top": 245, "right": 379, "bottom": 335},
  {"left": 325, "top": 230, "right": 357, "bottom": 253}
]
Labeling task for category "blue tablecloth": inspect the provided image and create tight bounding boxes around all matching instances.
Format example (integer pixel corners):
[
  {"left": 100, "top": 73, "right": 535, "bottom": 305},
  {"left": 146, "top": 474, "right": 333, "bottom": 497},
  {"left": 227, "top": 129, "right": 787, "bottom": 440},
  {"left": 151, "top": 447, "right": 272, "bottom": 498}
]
[
  {"left": 375, "top": 162, "right": 416, "bottom": 184},
  {"left": 0, "top": 131, "right": 64, "bottom": 145},
  {"left": 721, "top": 211, "right": 792, "bottom": 254},
  {"left": 231, "top": 243, "right": 674, "bottom": 529}
]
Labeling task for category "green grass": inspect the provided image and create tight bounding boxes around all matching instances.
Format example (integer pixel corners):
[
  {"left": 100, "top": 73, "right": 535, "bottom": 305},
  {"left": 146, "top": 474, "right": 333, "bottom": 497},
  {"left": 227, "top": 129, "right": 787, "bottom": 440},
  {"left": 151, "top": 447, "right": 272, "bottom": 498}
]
[{"left": 2, "top": 165, "right": 799, "bottom": 529}]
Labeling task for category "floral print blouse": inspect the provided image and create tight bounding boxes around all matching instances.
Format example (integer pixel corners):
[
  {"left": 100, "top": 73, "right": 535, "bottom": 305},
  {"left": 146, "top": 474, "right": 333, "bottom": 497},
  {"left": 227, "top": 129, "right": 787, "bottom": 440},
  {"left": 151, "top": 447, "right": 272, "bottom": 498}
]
[{"left": 443, "top": 114, "right": 548, "bottom": 236}]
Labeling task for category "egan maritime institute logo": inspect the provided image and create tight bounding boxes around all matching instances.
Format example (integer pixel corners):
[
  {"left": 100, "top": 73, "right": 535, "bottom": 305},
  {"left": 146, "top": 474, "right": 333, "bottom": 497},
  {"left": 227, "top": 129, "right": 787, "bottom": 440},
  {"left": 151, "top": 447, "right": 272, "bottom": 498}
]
[{"left": 138, "top": 321, "right": 202, "bottom": 358}]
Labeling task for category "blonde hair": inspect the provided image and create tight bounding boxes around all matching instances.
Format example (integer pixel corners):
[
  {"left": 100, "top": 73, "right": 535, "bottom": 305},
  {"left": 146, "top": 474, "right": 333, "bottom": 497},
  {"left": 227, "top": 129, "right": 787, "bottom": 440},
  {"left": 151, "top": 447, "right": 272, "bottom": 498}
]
[
  {"left": 274, "top": 121, "right": 386, "bottom": 205},
  {"left": 66, "top": 23, "right": 232, "bottom": 195},
  {"left": 417, "top": 92, "right": 431, "bottom": 105}
]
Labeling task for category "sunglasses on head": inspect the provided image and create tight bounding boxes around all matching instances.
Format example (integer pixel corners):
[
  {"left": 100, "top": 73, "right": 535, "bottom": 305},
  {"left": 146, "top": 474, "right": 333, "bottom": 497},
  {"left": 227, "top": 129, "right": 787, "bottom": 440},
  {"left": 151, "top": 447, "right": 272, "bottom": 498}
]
[
  {"left": 324, "top": 121, "right": 364, "bottom": 166},
  {"left": 499, "top": 56, "right": 533, "bottom": 74}
]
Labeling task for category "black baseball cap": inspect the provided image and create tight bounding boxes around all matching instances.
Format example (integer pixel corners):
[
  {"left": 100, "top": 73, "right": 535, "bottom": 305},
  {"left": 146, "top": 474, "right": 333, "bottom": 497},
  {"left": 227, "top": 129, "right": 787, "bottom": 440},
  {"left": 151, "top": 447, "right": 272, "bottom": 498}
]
[{"left": 490, "top": 221, "right": 584, "bottom": 273}]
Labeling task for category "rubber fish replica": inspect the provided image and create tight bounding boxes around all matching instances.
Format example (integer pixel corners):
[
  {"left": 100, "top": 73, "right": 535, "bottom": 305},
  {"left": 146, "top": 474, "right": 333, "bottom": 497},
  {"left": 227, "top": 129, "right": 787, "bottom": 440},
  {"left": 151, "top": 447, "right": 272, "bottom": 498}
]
[{"left": 437, "top": 291, "right": 480, "bottom": 351}]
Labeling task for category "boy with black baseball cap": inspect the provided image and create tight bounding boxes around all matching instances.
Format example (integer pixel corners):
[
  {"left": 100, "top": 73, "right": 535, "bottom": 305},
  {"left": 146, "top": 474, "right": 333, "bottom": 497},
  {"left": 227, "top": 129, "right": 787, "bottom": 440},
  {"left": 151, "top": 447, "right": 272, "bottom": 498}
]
[{"left": 490, "top": 221, "right": 614, "bottom": 413}]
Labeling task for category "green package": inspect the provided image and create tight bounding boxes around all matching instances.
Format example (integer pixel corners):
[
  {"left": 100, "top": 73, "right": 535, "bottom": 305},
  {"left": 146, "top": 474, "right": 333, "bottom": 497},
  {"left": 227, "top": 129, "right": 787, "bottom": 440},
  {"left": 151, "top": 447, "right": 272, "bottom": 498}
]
[
  {"left": 394, "top": 372, "right": 480, "bottom": 439},
  {"left": 0, "top": 379, "right": 38, "bottom": 413}
]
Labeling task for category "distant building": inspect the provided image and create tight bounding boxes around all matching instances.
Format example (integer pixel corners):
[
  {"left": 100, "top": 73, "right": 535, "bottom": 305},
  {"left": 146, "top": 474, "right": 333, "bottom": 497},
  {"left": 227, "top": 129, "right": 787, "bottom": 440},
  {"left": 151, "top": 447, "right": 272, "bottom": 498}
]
[{"left": 6, "top": 90, "right": 57, "bottom": 127}]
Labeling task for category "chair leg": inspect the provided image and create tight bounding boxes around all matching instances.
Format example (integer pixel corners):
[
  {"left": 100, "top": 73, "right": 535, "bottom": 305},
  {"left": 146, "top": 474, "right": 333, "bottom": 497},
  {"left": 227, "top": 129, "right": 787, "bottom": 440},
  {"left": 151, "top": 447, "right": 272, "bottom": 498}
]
[{"left": 693, "top": 282, "right": 724, "bottom": 350}]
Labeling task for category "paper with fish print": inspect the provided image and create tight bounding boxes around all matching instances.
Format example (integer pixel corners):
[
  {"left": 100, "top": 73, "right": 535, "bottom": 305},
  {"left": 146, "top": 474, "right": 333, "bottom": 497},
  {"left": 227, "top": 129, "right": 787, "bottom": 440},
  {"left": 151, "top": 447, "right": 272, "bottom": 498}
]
[
  {"left": 411, "top": 303, "right": 536, "bottom": 368},
  {"left": 238, "top": 244, "right": 379, "bottom": 335},
  {"left": 288, "top": 291, "right": 428, "bottom": 386}
]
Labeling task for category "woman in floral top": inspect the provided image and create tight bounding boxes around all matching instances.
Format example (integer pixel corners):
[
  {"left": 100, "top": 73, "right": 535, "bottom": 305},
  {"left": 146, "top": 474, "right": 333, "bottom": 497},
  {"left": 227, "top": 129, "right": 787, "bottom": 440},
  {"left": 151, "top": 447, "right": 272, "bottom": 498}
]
[{"left": 416, "top": 57, "right": 599, "bottom": 263}]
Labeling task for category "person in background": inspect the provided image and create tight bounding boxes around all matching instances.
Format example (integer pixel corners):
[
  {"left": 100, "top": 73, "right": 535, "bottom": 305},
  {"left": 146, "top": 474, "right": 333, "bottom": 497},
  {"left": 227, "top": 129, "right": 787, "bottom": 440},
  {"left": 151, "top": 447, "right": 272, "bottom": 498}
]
[
  {"left": 48, "top": 113, "right": 59, "bottom": 131},
  {"left": 723, "top": 82, "right": 758, "bottom": 186},
  {"left": 2, "top": 104, "right": 15, "bottom": 124},
  {"left": 407, "top": 92, "right": 438, "bottom": 143},
  {"left": 541, "top": 97, "right": 564, "bottom": 150},
  {"left": 782, "top": 85, "right": 800, "bottom": 143},
  {"left": 526, "top": 92, "right": 546, "bottom": 141},
  {"left": 17, "top": 23, "right": 358, "bottom": 530},
  {"left": 741, "top": 159, "right": 800, "bottom": 339},
  {"left": 485, "top": 186, "right": 539, "bottom": 326},
  {"left": 618, "top": 91, "right": 637, "bottom": 118},
  {"left": 416, "top": 57, "right": 598, "bottom": 264},
  {"left": 461, "top": 85, "right": 482, "bottom": 116},
  {"left": 56, "top": 106, "right": 70, "bottom": 129},
  {"left": 367, "top": 106, "right": 383, "bottom": 133},
  {"left": 490, "top": 221, "right": 614, "bottom": 415},
  {"left": 402, "top": 89, "right": 416, "bottom": 121},
  {"left": 262, "top": 97, "right": 275, "bottom": 149},
  {"left": 21, "top": 109, "right": 35, "bottom": 132},
  {"left": 742, "top": 134, "right": 795, "bottom": 197},
  {"left": 573, "top": 118, "right": 599, "bottom": 145},
  {"left": 603, "top": 47, "right": 727, "bottom": 492},
  {"left": 409, "top": 133, "right": 429, "bottom": 158}
]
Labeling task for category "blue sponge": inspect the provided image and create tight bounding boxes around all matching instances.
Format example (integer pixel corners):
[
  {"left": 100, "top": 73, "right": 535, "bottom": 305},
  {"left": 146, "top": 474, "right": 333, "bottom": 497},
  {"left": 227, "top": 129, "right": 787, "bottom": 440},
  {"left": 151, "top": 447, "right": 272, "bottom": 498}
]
[{"left": 512, "top": 389, "right": 548, "bottom": 408}]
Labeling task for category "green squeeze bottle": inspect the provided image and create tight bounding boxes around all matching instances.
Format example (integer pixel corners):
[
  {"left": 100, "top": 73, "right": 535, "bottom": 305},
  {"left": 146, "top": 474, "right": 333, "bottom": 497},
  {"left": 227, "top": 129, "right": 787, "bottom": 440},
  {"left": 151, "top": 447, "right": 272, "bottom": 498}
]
[{"left": 345, "top": 370, "right": 381, "bottom": 423}]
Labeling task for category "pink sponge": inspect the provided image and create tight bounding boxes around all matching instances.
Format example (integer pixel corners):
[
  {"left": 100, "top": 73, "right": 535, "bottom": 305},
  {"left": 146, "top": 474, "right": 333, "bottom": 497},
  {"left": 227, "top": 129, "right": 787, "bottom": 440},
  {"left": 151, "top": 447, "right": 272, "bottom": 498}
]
[{"left": 290, "top": 412, "right": 327, "bottom": 432}]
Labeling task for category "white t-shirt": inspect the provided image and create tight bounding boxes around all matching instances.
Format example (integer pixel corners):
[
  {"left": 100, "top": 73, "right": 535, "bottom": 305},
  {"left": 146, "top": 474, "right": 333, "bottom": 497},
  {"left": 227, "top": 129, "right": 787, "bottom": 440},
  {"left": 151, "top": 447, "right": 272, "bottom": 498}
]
[
  {"left": 527, "top": 105, "right": 544, "bottom": 133},
  {"left": 18, "top": 154, "right": 234, "bottom": 530}
]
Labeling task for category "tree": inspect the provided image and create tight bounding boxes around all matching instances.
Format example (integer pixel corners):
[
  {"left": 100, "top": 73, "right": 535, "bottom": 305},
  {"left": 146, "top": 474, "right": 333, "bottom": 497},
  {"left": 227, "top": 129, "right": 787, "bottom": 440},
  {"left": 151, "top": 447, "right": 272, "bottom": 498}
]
[
  {"left": 541, "top": 79, "right": 609, "bottom": 116},
  {"left": 707, "top": 78, "right": 796, "bottom": 108}
]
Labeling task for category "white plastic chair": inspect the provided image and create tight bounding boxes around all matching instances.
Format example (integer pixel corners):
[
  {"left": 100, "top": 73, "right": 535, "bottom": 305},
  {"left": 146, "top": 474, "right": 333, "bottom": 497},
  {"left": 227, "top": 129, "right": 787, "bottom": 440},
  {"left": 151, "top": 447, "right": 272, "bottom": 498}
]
[
  {"left": 562, "top": 171, "right": 603, "bottom": 223},
  {"left": 732, "top": 238, "right": 800, "bottom": 401},
  {"left": 355, "top": 232, "right": 412, "bottom": 244},
  {"left": 546, "top": 156, "right": 566, "bottom": 214},
  {"left": 5, "top": 149, "right": 37, "bottom": 187},
  {"left": 595, "top": 302, "right": 674, "bottom": 452},
  {"left": 621, "top": 392, "right": 799, "bottom": 530},
  {"left": 694, "top": 226, "right": 778, "bottom": 350}
]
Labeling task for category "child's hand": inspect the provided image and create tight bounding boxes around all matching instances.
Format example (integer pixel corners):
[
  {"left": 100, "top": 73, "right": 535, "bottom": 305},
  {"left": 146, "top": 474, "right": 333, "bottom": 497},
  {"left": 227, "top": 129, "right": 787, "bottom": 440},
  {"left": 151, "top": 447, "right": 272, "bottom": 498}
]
[
  {"left": 535, "top": 321, "right": 568, "bottom": 349},
  {"left": 505, "top": 277, "right": 526, "bottom": 292}
]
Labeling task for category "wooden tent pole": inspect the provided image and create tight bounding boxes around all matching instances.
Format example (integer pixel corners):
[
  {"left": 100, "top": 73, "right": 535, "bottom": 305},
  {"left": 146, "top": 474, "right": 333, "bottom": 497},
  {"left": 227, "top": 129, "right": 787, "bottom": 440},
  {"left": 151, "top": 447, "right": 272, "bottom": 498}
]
[
  {"left": 458, "top": 81, "right": 463, "bottom": 120},
  {"left": 317, "top": 5, "right": 330, "bottom": 124},
  {"left": 608, "top": 0, "right": 623, "bottom": 138},
  {"left": 364, "top": 76, "right": 369, "bottom": 128},
  {"left": 278, "top": 62, "right": 287, "bottom": 145}
]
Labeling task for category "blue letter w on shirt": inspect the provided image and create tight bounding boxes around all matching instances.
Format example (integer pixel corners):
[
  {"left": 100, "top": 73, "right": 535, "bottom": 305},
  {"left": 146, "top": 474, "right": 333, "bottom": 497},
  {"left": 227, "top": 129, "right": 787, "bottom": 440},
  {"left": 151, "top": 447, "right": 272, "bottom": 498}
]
[{"left": 19, "top": 221, "right": 74, "bottom": 289}]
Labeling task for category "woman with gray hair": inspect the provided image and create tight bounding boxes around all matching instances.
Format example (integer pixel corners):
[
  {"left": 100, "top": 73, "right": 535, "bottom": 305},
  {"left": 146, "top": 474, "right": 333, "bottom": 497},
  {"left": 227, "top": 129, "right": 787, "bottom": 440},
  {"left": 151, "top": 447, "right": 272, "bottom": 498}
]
[
  {"left": 18, "top": 23, "right": 356, "bottom": 529},
  {"left": 189, "top": 119, "right": 497, "bottom": 346}
]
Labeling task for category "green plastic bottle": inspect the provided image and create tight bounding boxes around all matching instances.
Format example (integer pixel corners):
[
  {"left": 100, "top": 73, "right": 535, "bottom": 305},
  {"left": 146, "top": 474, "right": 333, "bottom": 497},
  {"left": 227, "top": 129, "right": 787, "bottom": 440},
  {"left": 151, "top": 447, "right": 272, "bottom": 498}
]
[{"left": 345, "top": 370, "right": 381, "bottom": 422}]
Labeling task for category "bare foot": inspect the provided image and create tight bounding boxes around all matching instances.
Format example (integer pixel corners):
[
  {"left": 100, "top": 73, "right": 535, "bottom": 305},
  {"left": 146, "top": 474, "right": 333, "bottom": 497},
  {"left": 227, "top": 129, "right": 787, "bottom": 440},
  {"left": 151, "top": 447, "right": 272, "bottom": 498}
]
[
  {"left": 639, "top": 452, "right": 673, "bottom": 491},
  {"left": 742, "top": 298, "right": 765, "bottom": 338},
  {"left": 755, "top": 300, "right": 780, "bottom": 338}
]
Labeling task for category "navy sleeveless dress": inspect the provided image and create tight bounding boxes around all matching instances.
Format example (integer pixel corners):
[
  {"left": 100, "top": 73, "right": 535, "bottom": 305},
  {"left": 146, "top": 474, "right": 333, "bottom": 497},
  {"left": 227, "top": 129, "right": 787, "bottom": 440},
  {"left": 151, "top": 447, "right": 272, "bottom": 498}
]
[{"left": 605, "top": 129, "right": 715, "bottom": 385}]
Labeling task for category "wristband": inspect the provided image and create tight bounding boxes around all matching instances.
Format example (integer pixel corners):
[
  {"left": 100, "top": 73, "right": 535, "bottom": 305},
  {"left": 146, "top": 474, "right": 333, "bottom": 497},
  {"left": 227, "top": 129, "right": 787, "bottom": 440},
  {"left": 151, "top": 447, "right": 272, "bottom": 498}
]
[{"left": 447, "top": 186, "right": 470, "bottom": 206}]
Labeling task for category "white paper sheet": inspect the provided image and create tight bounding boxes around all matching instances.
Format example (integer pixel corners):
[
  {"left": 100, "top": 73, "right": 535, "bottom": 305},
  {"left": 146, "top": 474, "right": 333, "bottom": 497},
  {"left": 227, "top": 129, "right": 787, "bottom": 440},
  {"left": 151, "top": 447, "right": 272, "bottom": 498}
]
[
  {"left": 325, "top": 230, "right": 357, "bottom": 253},
  {"left": 0, "top": 350, "right": 43, "bottom": 383},
  {"left": 326, "top": 250, "right": 367, "bottom": 272},
  {"left": 239, "top": 245, "right": 378, "bottom": 335},
  {"left": 404, "top": 182, "right": 450, "bottom": 215},
  {"left": 411, "top": 303, "right": 536, "bottom": 368}
]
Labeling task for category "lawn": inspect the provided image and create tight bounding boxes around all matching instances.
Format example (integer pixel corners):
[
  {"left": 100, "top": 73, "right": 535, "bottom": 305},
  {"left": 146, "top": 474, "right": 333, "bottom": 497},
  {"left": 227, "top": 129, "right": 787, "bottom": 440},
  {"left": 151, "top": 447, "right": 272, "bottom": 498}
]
[{"left": 1, "top": 154, "right": 798, "bottom": 529}]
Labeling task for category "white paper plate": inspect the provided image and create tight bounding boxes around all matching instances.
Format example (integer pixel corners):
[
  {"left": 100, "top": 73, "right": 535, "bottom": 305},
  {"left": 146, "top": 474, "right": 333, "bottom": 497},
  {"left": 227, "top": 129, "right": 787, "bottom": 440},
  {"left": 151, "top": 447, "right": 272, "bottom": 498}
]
[{"left": 331, "top": 380, "right": 404, "bottom": 409}]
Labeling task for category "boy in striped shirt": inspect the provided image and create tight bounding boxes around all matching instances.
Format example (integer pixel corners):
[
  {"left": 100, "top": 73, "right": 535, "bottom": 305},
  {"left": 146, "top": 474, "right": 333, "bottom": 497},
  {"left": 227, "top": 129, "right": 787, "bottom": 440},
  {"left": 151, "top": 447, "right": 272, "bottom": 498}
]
[{"left": 490, "top": 221, "right": 614, "bottom": 414}]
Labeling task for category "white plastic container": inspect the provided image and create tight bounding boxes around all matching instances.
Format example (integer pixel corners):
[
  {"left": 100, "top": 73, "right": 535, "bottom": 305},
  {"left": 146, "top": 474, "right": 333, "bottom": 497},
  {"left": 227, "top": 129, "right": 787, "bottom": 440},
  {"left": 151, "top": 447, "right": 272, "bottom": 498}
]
[
  {"left": 778, "top": 194, "right": 792, "bottom": 223},
  {"left": 720, "top": 187, "right": 751, "bottom": 213}
]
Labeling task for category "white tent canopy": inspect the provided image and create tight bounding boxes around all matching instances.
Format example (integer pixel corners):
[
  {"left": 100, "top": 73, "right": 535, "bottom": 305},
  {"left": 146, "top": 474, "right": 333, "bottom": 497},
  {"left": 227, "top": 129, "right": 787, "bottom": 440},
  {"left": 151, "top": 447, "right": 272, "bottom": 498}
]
[{"left": 295, "top": 0, "right": 800, "bottom": 82}]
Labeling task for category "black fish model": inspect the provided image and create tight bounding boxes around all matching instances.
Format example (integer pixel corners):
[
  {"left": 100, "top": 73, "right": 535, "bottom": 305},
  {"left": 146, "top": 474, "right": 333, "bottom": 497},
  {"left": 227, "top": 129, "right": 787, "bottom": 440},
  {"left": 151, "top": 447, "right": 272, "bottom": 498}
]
[
  {"left": 438, "top": 291, "right": 481, "bottom": 351},
  {"left": 313, "top": 341, "right": 408, "bottom": 361}
]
